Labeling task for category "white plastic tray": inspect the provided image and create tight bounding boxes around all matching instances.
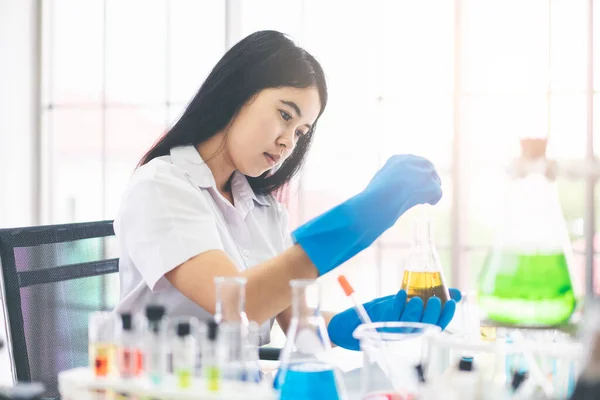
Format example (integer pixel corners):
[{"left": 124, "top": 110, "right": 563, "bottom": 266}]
[{"left": 58, "top": 368, "right": 278, "bottom": 400}]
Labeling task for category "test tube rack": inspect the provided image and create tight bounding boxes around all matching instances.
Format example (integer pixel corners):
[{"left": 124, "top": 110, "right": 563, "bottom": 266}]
[{"left": 58, "top": 368, "right": 278, "bottom": 400}]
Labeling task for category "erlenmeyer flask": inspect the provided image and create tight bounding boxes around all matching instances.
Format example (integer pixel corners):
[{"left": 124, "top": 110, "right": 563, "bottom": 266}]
[
  {"left": 478, "top": 138, "right": 577, "bottom": 326},
  {"left": 400, "top": 219, "right": 450, "bottom": 305},
  {"left": 275, "top": 279, "right": 347, "bottom": 400}
]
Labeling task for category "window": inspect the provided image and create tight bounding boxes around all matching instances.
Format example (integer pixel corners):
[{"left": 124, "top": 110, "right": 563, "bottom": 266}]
[
  {"left": 232, "top": 0, "right": 600, "bottom": 308},
  {"left": 41, "top": 0, "right": 226, "bottom": 223},
  {"left": 41, "top": 1, "right": 600, "bottom": 321}
]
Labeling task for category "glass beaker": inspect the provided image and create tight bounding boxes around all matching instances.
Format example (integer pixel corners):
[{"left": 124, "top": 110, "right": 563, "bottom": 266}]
[
  {"left": 478, "top": 138, "right": 577, "bottom": 327},
  {"left": 353, "top": 322, "right": 441, "bottom": 399},
  {"left": 400, "top": 219, "right": 450, "bottom": 305},
  {"left": 275, "top": 279, "right": 347, "bottom": 400}
]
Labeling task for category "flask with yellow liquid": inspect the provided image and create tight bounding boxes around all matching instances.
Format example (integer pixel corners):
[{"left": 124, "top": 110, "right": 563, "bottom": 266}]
[{"left": 400, "top": 219, "right": 450, "bottom": 305}]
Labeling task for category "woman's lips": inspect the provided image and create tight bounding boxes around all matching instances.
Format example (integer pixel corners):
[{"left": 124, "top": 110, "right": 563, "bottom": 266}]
[{"left": 264, "top": 152, "right": 279, "bottom": 167}]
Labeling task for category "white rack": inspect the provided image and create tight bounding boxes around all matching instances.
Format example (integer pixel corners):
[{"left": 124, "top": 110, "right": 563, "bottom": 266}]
[{"left": 58, "top": 368, "right": 278, "bottom": 400}]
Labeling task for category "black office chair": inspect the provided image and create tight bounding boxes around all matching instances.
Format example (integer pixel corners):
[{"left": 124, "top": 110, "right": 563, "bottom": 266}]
[
  {"left": 0, "top": 220, "right": 281, "bottom": 398},
  {"left": 0, "top": 221, "right": 119, "bottom": 399}
]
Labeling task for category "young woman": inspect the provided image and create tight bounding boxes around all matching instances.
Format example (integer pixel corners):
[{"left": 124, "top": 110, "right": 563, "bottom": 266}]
[{"left": 114, "top": 30, "right": 459, "bottom": 351}]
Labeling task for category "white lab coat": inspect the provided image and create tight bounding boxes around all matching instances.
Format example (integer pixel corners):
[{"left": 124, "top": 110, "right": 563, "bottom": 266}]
[{"left": 113, "top": 145, "right": 293, "bottom": 344}]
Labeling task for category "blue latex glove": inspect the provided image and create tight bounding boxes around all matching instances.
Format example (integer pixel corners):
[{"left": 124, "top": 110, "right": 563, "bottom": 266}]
[
  {"left": 328, "top": 288, "right": 462, "bottom": 351},
  {"left": 292, "top": 155, "right": 442, "bottom": 276}
]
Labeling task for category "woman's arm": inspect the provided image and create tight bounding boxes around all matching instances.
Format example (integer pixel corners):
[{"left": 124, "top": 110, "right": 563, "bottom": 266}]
[{"left": 165, "top": 244, "right": 318, "bottom": 325}]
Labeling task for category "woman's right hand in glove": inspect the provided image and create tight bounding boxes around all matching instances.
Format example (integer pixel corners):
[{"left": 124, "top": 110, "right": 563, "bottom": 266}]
[{"left": 292, "top": 154, "right": 442, "bottom": 275}]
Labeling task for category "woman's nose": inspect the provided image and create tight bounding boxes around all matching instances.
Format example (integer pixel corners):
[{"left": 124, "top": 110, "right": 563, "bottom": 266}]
[{"left": 278, "top": 129, "right": 297, "bottom": 154}]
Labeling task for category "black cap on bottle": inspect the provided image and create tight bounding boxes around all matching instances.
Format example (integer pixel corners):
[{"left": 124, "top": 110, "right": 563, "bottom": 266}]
[
  {"left": 208, "top": 320, "right": 218, "bottom": 341},
  {"left": 414, "top": 364, "right": 426, "bottom": 383},
  {"left": 458, "top": 357, "right": 473, "bottom": 372},
  {"left": 511, "top": 371, "right": 528, "bottom": 391},
  {"left": 176, "top": 322, "right": 190, "bottom": 337},
  {"left": 120, "top": 313, "right": 132, "bottom": 331},
  {"left": 145, "top": 305, "right": 165, "bottom": 321}
]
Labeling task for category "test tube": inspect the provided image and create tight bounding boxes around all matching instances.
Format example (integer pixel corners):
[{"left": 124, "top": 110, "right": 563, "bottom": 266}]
[
  {"left": 204, "top": 321, "right": 221, "bottom": 392},
  {"left": 88, "top": 311, "right": 114, "bottom": 378},
  {"left": 144, "top": 305, "right": 166, "bottom": 385},
  {"left": 172, "top": 321, "right": 196, "bottom": 389}
]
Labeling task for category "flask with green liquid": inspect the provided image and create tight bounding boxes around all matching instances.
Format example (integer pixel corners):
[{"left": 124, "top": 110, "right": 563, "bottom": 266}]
[{"left": 478, "top": 138, "right": 577, "bottom": 327}]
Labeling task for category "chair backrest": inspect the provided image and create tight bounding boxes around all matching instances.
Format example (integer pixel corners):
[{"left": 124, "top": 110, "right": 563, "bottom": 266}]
[{"left": 0, "top": 220, "right": 119, "bottom": 398}]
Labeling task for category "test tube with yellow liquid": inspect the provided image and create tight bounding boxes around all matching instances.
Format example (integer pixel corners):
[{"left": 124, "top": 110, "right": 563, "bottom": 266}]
[{"left": 400, "top": 219, "right": 450, "bottom": 305}]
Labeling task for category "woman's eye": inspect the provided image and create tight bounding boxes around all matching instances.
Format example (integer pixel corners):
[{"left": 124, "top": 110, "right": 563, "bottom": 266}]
[
  {"left": 295, "top": 130, "right": 306, "bottom": 137},
  {"left": 279, "top": 110, "right": 292, "bottom": 121}
]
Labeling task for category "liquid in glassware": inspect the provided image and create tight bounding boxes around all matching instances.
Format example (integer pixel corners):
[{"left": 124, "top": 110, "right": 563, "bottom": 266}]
[
  {"left": 478, "top": 137, "right": 578, "bottom": 327},
  {"left": 89, "top": 342, "right": 113, "bottom": 377},
  {"left": 478, "top": 251, "right": 576, "bottom": 326},
  {"left": 400, "top": 219, "right": 451, "bottom": 306},
  {"left": 401, "top": 270, "right": 450, "bottom": 305},
  {"left": 276, "top": 280, "right": 346, "bottom": 399},
  {"left": 279, "top": 362, "right": 341, "bottom": 400}
]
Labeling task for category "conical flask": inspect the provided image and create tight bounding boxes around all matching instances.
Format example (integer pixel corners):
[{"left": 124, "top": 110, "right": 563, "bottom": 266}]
[
  {"left": 478, "top": 138, "right": 577, "bottom": 327},
  {"left": 400, "top": 219, "right": 451, "bottom": 305},
  {"left": 275, "top": 279, "right": 347, "bottom": 400}
]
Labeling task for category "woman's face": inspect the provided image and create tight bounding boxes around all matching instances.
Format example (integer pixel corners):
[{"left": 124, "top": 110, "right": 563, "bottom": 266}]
[{"left": 225, "top": 86, "right": 321, "bottom": 177}]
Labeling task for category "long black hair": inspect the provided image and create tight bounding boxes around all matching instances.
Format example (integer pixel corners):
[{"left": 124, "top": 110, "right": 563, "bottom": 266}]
[{"left": 139, "top": 30, "right": 328, "bottom": 195}]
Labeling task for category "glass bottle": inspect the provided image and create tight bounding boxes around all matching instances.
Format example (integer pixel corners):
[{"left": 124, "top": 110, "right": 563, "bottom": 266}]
[
  {"left": 143, "top": 305, "right": 167, "bottom": 385},
  {"left": 204, "top": 320, "right": 221, "bottom": 392},
  {"left": 275, "top": 279, "right": 347, "bottom": 400},
  {"left": 116, "top": 313, "right": 140, "bottom": 379},
  {"left": 400, "top": 219, "right": 450, "bottom": 305},
  {"left": 88, "top": 311, "right": 115, "bottom": 378},
  {"left": 171, "top": 321, "right": 196, "bottom": 389},
  {"left": 478, "top": 138, "right": 576, "bottom": 326}
]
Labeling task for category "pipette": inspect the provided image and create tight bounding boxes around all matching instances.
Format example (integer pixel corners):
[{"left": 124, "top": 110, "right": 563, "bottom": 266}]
[
  {"left": 337, "top": 275, "right": 410, "bottom": 397},
  {"left": 337, "top": 275, "right": 373, "bottom": 325}
]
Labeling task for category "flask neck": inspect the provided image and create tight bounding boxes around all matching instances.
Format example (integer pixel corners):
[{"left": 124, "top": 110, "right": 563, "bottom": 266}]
[
  {"left": 214, "top": 277, "right": 247, "bottom": 323},
  {"left": 291, "top": 280, "right": 322, "bottom": 321},
  {"left": 411, "top": 219, "right": 435, "bottom": 248}
]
